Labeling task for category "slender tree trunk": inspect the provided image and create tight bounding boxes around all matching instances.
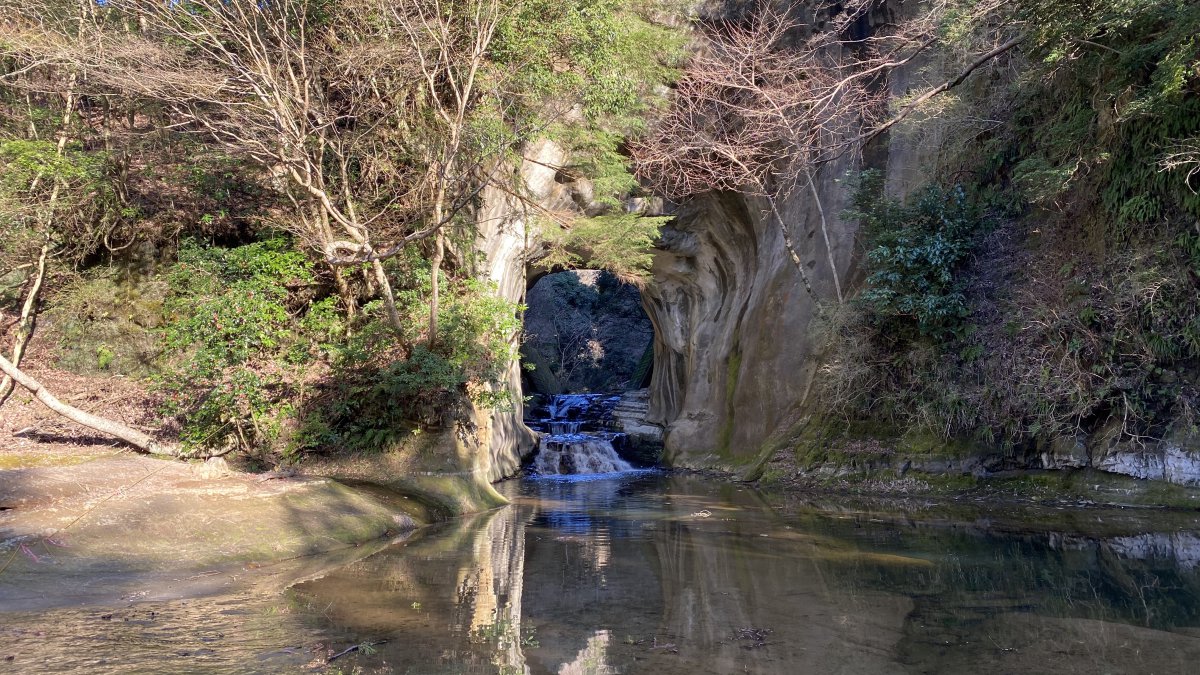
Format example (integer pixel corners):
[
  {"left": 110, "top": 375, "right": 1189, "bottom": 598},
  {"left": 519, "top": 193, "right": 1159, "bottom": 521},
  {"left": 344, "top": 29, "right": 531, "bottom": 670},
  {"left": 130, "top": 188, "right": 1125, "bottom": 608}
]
[
  {"left": 0, "top": 353, "right": 177, "bottom": 456},
  {"left": 0, "top": 241, "right": 50, "bottom": 407},
  {"left": 768, "top": 195, "right": 815, "bottom": 300},
  {"left": 1, "top": 75, "right": 77, "bottom": 406},
  {"left": 335, "top": 163, "right": 404, "bottom": 335},
  {"left": 327, "top": 262, "right": 356, "bottom": 324},
  {"left": 806, "top": 169, "right": 843, "bottom": 304},
  {"left": 371, "top": 260, "right": 403, "bottom": 334},
  {"left": 428, "top": 230, "right": 445, "bottom": 346}
]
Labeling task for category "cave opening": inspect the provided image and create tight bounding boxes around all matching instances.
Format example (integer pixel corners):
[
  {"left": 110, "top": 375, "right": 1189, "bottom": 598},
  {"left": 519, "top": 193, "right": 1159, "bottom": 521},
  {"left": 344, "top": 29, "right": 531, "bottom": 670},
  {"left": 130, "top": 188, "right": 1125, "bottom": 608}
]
[
  {"left": 520, "top": 269, "right": 654, "bottom": 397},
  {"left": 519, "top": 269, "right": 661, "bottom": 472}
]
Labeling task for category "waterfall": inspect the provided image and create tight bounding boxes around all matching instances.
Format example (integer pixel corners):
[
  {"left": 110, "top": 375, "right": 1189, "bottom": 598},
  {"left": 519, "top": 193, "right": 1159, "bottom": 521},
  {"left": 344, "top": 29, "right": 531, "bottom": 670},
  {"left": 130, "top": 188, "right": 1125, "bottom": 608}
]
[
  {"left": 535, "top": 436, "right": 633, "bottom": 475},
  {"left": 528, "top": 394, "right": 633, "bottom": 475}
]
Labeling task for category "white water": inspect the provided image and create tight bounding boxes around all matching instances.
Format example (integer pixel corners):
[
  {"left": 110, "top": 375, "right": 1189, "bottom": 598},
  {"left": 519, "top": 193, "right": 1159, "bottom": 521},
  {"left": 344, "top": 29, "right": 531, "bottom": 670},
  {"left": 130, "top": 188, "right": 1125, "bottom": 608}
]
[
  {"left": 549, "top": 421, "right": 584, "bottom": 435},
  {"left": 534, "top": 436, "right": 633, "bottom": 475},
  {"left": 532, "top": 394, "right": 633, "bottom": 475}
]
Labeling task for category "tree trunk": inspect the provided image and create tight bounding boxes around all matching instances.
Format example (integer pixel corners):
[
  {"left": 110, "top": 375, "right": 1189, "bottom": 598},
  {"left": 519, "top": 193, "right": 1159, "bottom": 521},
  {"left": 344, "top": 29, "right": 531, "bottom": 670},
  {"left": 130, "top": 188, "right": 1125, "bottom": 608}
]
[
  {"left": 428, "top": 229, "right": 445, "bottom": 346},
  {"left": 371, "top": 260, "right": 403, "bottom": 335},
  {"left": 327, "top": 262, "right": 357, "bottom": 327},
  {"left": 761, "top": 191, "right": 815, "bottom": 299},
  {"left": 0, "top": 77, "right": 76, "bottom": 406},
  {"left": 0, "top": 353, "right": 177, "bottom": 457},
  {"left": 806, "top": 169, "right": 843, "bottom": 304},
  {"left": 0, "top": 241, "right": 50, "bottom": 407}
]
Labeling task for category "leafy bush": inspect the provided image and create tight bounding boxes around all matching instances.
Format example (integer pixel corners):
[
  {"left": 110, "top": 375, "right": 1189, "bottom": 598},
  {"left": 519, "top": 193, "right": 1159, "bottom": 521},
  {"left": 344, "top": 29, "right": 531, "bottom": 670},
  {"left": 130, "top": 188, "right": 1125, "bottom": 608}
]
[
  {"left": 302, "top": 269, "right": 524, "bottom": 452},
  {"left": 538, "top": 213, "right": 669, "bottom": 281},
  {"left": 846, "top": 170, "right": 983, "bottom": 339},
  {"left": 159, "top": 236, "right": 317, "bottom": 456},
  {"left": 1012, "top": 0, "right": 1200, "bottom": 231}
]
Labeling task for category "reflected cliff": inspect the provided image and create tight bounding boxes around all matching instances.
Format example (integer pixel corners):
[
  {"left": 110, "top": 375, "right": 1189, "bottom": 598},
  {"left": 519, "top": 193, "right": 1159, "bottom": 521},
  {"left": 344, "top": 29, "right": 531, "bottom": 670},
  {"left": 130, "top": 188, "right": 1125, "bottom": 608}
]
[
  {"left": 289, "top": 474, "right": 1200, "bottom": 674},
  {"left": 10, "top": 474, "right": 1200, "bottom": 672}
]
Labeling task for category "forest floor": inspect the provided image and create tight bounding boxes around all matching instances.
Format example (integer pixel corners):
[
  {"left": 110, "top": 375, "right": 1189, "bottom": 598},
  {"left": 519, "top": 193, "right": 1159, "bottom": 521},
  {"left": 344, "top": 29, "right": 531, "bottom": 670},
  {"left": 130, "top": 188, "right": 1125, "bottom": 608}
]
[{"left": 0, "top": 343, "right": 162, "bottom": 468}]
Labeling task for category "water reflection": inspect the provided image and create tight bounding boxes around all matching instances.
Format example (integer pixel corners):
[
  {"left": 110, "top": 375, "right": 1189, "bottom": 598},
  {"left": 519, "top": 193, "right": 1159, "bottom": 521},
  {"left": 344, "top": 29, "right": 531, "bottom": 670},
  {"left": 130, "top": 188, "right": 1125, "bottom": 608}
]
[{"left": 289, "top": 474, "right": 1200, "bottom": 673}]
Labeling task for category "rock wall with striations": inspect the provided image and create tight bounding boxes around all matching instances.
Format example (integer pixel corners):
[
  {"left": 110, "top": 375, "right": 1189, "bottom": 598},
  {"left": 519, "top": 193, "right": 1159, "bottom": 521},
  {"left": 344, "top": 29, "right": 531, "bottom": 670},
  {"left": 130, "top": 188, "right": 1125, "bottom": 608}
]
[
  {"left": 639, "top": 0, "right": 1200, "bottom": 487},
  {"left": 643, "top": 167, "right": 860, "bottom": 470}
]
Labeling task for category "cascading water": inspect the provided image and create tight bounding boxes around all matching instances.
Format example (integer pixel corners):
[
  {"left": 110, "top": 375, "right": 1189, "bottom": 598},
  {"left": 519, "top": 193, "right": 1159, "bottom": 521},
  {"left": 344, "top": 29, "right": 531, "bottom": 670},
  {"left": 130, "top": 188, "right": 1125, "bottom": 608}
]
[{"left": 527, "top": 394, "right": 634, "bottom": 475}]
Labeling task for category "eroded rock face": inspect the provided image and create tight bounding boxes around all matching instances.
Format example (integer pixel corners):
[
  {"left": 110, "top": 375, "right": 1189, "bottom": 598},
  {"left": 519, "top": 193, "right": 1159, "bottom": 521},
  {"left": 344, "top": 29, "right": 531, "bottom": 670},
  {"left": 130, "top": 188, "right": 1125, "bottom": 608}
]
[
  {"left": 1090, "top": 427, "right": 1200, "bottom": 487},
  {"left": 643, "top": 176, "right": 858, "bottom": 468},
  {"left": 469, "top": 139, "right": 574, "bottom": 482}
]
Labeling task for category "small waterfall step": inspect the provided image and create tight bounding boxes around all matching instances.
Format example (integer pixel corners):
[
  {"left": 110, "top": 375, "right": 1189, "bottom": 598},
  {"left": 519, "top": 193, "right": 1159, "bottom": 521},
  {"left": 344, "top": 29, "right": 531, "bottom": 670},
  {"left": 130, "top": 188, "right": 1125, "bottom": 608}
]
[
  {"left": 527, "top": 393, "right": 634, "bottom": 476},
  {"left": 534, "top": 435, "right": 633, "bottom": 475}
]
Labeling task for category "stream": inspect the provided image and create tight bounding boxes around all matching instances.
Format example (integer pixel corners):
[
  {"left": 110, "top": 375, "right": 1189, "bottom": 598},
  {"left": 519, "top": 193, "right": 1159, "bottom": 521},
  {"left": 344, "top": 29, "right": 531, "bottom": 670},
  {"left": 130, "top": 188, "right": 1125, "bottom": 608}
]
[{"left": 6, "top": 471, "right": 1200, "bottom": 673}]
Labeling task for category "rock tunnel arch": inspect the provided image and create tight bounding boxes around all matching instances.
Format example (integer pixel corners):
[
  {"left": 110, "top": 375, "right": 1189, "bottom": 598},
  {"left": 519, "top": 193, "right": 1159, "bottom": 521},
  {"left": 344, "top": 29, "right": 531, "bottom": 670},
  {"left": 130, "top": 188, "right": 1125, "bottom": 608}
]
[
  {"left": 519, "top": 268, "right": 655, "bottom": 397},
  {"left": 517, "top": 267, "right": 663, "bottom": 470}
]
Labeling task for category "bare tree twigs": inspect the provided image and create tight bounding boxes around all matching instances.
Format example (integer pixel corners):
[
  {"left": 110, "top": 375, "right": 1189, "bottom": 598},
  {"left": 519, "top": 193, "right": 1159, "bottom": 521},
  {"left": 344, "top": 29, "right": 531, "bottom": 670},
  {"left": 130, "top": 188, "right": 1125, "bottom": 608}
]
[
  {"left": 1159, "top": 138, "right": 1200, "bottom": 193},
  {"left": 633, "top": 2, "right": 889, "bottom": 299},
  {"left": 850, "top": 33, "right": 1026, "bottom": 151},
  {"left": 634, "top": 1, "right": 1023, "bottom": 300}
]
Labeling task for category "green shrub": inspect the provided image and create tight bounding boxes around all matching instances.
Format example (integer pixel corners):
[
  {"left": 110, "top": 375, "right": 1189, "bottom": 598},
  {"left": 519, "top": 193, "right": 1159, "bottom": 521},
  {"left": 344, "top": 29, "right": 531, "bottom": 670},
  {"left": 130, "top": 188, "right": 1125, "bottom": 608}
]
[
  {"left": 309, "top": 272, "right": 524, "bottom": 451},
  {"left": 846, "top": 170, "right": 984, "bottom": 340},
  {"left": 159, "top": 236, "right": 317, "bottom": 455}
]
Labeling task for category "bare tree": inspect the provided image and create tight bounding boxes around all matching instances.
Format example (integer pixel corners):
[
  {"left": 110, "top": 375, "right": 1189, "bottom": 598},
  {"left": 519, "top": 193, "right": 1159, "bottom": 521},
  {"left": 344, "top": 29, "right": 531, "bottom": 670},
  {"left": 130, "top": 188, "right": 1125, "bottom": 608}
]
[
  {"left": 389, "top": 0, "right": 508, "bottom": 343},
  {"left": 0, "top": 1, "right": 131, "bottom": 404},
  {"left": 633, "top": 0, "right": 1022, "bottom": 301},
  {"left": 1160, "top": 137, "right": 1200, "bottom": 193},
  {"left": 5, "top": 0, "right": 562, "bottom": 343}
]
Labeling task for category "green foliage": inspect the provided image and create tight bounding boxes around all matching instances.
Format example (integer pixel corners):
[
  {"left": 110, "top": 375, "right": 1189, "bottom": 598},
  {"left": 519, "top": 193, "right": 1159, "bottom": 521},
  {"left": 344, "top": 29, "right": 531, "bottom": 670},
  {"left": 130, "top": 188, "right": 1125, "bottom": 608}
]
[
  {"left": 1012, "top": 0, "right": 1200, "bottom": 229},
  {"left": 493, "top": 0, "right": 681, "bottom": 126},
  {"left": 0, "top": 139, "right": 103, "bottom": 190},
  {"left": 846, "top": 171, "right": 983, "bottom": 339},
  {"left": 159, "top": 237, "right": 318, "bottom": 455},
  {"left": 302, "top": 267, "right": 524, "bottom": 452},
  {"left": 0, "top": 0, "right": 683, "bottom": 474},
  {"left": 817, "top": 0, "right": 1200, "bottom": 451},
  {"left": 539, "top": 213, "right": 669, "bottom": 279},
  {"left": 0, "top": 139, "right": 118, "bottom": 262},
  {"left": 493, "top": 0, "right": 682, "bottom": 204},
  {"left": 164, "top": 238, "right": 311, "bottom": 369}
]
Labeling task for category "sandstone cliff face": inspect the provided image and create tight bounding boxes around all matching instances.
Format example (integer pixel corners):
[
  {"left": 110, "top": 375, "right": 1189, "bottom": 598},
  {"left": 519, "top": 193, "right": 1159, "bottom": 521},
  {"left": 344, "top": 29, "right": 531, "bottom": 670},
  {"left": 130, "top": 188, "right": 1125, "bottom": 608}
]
[
  {"left": 636, "top": 9, "right": 1200, "bottom": 488},
  {"left": 643, "top": 165, "right": 859, "bottom": 469},
  {"left": 467, "top": 140, "right": 578, "bottom": 482}
]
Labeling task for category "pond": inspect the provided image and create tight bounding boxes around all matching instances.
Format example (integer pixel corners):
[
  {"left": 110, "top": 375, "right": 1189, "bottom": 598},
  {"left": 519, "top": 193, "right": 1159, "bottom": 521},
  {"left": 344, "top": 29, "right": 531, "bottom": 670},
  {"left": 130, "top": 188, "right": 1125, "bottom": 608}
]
[{"left": 5, "top": 472, "right": 1200, "bottom": 673}]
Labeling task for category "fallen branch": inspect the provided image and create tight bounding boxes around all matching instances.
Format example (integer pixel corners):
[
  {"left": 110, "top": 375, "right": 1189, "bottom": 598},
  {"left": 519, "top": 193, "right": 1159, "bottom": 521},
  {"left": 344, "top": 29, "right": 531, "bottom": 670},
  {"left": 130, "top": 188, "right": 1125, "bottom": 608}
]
[
  {"left": 328, "top": 640, "right": 387, "bottom": 662},
  {"left": 0, "top": 353, "right": 178, "bottom": 456}
]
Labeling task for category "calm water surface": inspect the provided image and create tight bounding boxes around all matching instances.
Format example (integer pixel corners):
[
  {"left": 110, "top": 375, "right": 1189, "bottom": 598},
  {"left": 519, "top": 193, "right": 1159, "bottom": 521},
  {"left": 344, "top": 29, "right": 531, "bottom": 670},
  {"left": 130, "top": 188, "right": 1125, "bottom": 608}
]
[{"left": 7, "top": 472, "right": 1200, "bottom": 673}]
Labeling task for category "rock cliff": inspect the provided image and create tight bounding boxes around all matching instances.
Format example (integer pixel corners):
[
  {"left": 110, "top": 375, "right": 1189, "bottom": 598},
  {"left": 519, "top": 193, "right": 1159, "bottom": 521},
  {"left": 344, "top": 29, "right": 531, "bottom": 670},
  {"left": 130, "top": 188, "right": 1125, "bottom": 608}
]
[
  {"left": 642, "top": 164, "right": 859, "bottom": 470},
  {"left": 634, "top": 3, "right": 1200, "bottom": 490}
]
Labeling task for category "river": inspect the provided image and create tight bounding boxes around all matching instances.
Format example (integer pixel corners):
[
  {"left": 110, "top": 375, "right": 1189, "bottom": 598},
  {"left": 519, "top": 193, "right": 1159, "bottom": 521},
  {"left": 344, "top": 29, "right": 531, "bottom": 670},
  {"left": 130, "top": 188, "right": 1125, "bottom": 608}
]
[{"left": 5, "top": 471, "right": 1200, "bottom": 673}]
